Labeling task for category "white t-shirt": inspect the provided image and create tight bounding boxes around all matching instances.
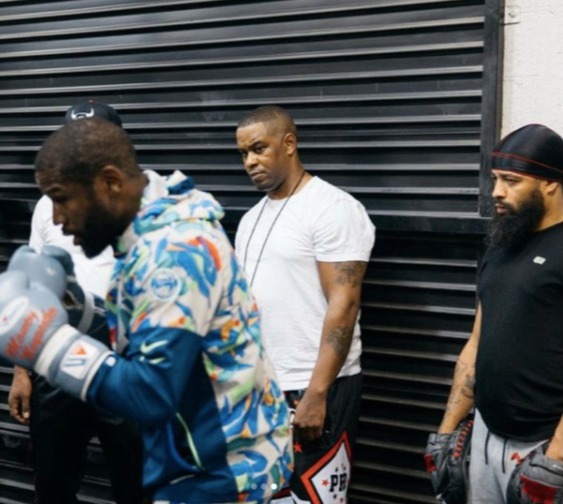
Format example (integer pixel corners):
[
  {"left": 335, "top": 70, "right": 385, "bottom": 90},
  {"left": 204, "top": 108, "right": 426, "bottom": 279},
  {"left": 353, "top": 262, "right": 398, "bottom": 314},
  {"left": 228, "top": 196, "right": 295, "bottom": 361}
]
[
  {"left": 235, "top": 176, "right": 375, "bottom": 390},
  {"left": 29, "top": 195, "right": 115, "bottom": 298}
]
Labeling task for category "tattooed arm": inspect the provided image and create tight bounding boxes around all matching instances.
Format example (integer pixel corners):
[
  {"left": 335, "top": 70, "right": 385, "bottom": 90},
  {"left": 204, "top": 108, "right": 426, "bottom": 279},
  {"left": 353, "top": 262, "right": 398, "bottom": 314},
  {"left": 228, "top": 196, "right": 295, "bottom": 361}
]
[
  {"left": 437, "top": 304, "right": 482, "bottom": 434},
  {"left": 292, "top": 260, "right": 368, "bottom": 441}
]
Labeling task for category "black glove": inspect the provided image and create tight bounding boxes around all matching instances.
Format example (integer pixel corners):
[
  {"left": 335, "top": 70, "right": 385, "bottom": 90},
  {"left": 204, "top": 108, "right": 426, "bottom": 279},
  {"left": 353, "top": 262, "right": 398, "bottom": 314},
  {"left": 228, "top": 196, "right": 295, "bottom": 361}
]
[
  {"left": 507, "top": 442, "right": 563, "bottom": 504},
  {"left": 424, "top": 418, "right": 473, "bottom": 504}
]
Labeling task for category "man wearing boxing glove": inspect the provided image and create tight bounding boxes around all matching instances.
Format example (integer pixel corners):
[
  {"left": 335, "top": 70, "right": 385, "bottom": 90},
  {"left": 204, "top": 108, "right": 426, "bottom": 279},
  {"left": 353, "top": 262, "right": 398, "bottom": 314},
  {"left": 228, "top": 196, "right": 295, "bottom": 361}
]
[
  {"left": 0, "top": 115, "right": 292, "bottom": 503},
  {"left": 425, "top": 124, "right": 563, "bottom": 503},
  {"left": 7, "top": 101, "right": 145, "bottom": 504}
]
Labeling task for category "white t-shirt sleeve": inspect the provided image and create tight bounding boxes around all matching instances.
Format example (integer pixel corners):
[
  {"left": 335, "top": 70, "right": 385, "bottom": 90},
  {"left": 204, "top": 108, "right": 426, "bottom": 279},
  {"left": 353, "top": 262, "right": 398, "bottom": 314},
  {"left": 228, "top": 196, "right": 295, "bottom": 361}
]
[
  {"left": 234, "top": 214, "right": 247, "bottom": 257},
  {"left": 312, "top": 197, "right": 375, "bottom": 263},
  {"left": 29, "top": 196, "right": 51, "bottom": 252},
  {"left": 234, "top": 201, "right": 263, "bottom": 260}
]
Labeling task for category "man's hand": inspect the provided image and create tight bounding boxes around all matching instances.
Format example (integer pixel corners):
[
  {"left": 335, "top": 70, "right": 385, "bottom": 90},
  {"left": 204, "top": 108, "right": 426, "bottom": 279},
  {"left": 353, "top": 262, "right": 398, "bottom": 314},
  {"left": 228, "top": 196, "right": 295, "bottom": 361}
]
[
  {"left": 8, "top": 366, "right": 32, "bottom": 425},
  {"left": 507, "top": 443, "right": 563, "bottom": 504},
  {"left": 292, "top": 389, "right": 327, "bottom": 441}
]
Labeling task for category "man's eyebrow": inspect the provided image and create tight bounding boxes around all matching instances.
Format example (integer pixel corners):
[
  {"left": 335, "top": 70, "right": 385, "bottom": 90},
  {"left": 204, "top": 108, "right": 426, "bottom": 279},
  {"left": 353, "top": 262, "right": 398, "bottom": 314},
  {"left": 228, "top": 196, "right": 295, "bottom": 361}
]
[
  {"left": 493, "top": 172, "right": 522, "bottom": 179},
  {"left": 500, "top": 173, "right": 521, "bottom": 179},
  {"left": 241, "top": 140, "right": 262, "bottom": 150}
]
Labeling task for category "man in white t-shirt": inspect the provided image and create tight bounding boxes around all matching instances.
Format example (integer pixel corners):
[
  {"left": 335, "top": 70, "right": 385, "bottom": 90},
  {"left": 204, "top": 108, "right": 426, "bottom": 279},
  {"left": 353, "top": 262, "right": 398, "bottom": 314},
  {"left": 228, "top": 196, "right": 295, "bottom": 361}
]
[
  {"left": 8, "top": 101, "right": 144, "bottom": 504},
  {"left": 235, "top": 105, "right": 375, "bottom": 503}
]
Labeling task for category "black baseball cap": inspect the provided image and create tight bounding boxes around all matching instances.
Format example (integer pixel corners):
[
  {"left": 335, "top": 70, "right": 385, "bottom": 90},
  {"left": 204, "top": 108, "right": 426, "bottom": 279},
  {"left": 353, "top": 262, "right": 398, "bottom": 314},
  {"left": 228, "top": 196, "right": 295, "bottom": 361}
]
[{"left": 65, "top": 100, "right": 122, "bottom": 127}]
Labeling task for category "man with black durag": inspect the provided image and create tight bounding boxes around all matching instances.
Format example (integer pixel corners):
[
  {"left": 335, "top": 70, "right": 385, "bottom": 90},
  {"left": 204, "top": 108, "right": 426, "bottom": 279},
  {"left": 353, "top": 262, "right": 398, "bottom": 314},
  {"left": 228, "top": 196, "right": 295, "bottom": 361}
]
[{"left": 425, "top": 124, "right": 563, "bottom": 504}]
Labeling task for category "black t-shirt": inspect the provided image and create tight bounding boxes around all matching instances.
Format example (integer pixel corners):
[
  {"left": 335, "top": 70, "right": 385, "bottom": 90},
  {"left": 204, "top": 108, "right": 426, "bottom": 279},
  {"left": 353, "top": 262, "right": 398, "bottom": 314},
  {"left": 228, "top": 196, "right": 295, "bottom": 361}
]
[{"left": 475, "top": 222, "right": 563, "bottom": 441}]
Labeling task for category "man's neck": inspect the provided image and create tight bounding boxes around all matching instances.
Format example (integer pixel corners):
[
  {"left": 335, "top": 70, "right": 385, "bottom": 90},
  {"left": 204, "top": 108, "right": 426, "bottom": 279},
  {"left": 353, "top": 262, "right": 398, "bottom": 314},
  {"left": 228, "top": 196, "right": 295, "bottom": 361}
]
[
  {"left": 536, "top": 208, "right": 563, "bottom": 231},
  {"left": 267, "top": 170, "right": 311, "bottom": 200}
]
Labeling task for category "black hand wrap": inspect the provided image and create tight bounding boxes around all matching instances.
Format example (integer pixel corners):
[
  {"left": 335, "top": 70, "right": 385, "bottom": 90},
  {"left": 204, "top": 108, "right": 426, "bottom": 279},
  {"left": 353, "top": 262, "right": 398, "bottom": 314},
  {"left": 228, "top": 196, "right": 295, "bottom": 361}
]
[
  {"left": 85, "top": 294, "right": 111, "bottom": 347},
  {"left": 41, "top": 245, "right": 111, "bottom": 347},
  {"left": 424, "top": 418, "right": 473, "bottom": 504}
]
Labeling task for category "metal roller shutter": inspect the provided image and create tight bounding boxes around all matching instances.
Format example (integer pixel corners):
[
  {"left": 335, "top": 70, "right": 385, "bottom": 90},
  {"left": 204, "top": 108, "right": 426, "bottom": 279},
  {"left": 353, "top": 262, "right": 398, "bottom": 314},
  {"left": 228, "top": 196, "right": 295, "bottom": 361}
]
[{"left": 0, "top": 0, "right": 503, "bottom": 502}]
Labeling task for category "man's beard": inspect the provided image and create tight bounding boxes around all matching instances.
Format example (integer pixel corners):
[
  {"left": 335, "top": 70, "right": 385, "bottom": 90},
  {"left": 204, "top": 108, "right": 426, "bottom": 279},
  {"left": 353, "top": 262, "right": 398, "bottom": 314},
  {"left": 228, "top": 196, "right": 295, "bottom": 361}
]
[
  {"left": 486, "top": 189, "right": 545, "bottom": 249},
  {"left": 80, "top": 201, "right": 124, "bottom": 258}
]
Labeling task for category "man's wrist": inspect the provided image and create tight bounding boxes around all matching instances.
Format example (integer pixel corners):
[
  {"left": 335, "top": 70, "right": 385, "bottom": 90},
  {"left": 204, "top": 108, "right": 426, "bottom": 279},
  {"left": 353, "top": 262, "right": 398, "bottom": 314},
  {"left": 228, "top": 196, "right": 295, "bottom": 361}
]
[
  {"left": 437, "top": 417, "right": 462, "bottom": 434},
  {"left": 13, "top": 365, "right": 31, "bottom": 377},
  {"left": 545, "top": 439, "right": 563, "bottom": 461},
  {"left": 305, "top": 380, "right": 330, "bottom": 397}
]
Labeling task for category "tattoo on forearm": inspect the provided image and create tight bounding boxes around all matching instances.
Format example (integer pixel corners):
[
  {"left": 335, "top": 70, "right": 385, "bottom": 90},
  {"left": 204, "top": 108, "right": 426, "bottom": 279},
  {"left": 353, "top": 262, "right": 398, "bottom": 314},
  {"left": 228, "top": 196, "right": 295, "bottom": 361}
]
[
  {"left": 461, "top": 374, "right": 475, "bottom": 400},
  {"left": 333, "top": 262, "right": 367, "bottom": 287},
  {"left": 444, "top": 361, "right": 475, "bottom": 414},
  {"left": 327, "top": 325, "right": 353, "bottom": 357}
]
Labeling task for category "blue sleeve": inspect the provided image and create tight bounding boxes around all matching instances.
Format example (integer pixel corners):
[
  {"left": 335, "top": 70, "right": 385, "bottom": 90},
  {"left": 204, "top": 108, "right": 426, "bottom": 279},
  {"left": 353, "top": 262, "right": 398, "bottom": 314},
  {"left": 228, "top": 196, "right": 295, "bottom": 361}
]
[
  {"left": 86, "top": 228, "right": 223, "bottom": 424},
  {"left": 87, "top": 326, "right": 202, "bottom": 425}
]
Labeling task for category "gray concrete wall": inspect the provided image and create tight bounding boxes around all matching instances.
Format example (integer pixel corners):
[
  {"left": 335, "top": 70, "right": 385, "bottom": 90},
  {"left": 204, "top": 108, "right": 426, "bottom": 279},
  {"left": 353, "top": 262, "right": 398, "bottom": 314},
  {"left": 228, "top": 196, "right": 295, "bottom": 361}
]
[{"left": 502, "top": 0, "right": 563, "bottom": 135}]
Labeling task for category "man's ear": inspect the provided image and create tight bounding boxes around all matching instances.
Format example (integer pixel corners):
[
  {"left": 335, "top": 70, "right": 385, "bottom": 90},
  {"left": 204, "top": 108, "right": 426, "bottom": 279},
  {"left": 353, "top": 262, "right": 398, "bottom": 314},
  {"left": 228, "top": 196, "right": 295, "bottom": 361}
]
[
  {"left": 283, "top": 132, "right": 297, "bottom": 156},
  {"left": 542, "top": 179, "right": 562, "bottom": 197},
  {"left": 97, "top": 165, "right": 124, "bottom": 193}
]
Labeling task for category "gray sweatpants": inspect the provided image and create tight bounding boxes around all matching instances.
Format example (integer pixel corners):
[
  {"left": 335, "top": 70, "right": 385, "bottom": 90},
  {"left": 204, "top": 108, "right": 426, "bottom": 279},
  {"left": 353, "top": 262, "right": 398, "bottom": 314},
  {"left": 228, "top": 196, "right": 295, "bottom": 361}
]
[{"left": 468, "top": 410, "right": 546, "bottom": 503}]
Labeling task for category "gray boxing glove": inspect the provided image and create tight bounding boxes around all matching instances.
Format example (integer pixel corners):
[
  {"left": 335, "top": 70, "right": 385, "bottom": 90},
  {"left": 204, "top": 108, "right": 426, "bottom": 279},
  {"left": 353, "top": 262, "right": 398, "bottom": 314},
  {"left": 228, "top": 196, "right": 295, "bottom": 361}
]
[
  {"left": 9, "top": 245, "right": 110, "bottom": 345},
  {"left": 507, "top": 442, "right": 563, "bottom": 504},
  {"left": 424, "top": 419, "right": 473, "bottom": 504},
  {"left": 0, "top": 270, "right": 113, "bottom": 400}
]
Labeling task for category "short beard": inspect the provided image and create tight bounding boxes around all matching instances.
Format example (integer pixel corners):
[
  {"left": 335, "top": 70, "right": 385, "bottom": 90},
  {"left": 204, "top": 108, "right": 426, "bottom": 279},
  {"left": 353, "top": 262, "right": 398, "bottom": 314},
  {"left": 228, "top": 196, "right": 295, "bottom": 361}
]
[
  {"left": 80, "top": 198, "right": 124, "bottom": 258},
  {"left": 486, "top": 190, "right": 545, "bottom": 249}
]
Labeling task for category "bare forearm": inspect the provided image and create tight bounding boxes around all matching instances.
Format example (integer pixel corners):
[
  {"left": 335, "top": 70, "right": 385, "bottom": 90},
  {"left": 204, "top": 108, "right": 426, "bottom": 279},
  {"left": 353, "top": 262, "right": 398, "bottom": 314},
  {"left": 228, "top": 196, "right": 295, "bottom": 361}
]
[
  {"left": 308, "top": 303, "right": 358, "bottom": 395},
  {"left": 292, "top": 315, "right": 354, "bottom": 440},
  {"left": 438, "top": 304, "right": 481, "bottom": 433},
  {"left": 309, "top": 260, "right": 366, "bottom": 394},
  {"left": 295, "top": 261, "right": 366, "bottom": 439},
  {"left": 438, "top": 353, "right": 475, "bottom": 433}
]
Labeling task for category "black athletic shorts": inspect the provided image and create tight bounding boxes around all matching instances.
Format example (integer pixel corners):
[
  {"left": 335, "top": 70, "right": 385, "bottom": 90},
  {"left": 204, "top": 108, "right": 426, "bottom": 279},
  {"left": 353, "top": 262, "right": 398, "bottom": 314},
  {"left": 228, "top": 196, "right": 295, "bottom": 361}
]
[{"left": 283, "top": 373, "right": 362, "bottom": 503}]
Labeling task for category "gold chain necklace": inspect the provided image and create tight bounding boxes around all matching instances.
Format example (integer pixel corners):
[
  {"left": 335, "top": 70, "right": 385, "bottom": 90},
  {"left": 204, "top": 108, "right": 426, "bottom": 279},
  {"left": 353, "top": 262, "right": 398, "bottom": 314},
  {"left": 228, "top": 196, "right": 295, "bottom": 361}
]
[{"left": 242, "top": 170, "right": 307, "bottom": 286}]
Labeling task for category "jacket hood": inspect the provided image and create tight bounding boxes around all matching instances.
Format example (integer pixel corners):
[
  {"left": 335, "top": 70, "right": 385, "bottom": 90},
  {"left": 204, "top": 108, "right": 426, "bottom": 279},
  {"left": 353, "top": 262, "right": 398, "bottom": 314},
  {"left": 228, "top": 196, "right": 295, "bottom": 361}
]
[{"left": 115, "top": 170, "right": 225, "bottom": 256}]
